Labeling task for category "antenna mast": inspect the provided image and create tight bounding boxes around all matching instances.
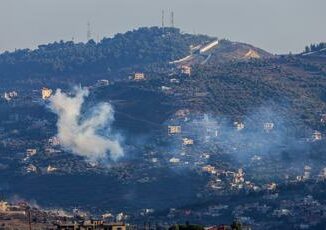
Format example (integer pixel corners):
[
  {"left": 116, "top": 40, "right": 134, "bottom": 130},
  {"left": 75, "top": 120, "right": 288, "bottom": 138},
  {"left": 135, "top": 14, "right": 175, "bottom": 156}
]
[
  {"left": 87, "top": 21, "right": 92, "bottom": 41},
  {"left": 171, "top": 11, "right": 174, "bottom": 27},
  {"left": 161, "top": 10, "right": 165, "bottom": 28}
]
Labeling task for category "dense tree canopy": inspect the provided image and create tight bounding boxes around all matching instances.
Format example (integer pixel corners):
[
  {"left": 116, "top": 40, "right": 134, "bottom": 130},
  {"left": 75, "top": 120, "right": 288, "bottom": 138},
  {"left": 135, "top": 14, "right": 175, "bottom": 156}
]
[
  {"left": 0, "top": 27, "right": 211, "bottom": 78},
  {"left": 304, "top": 42, "right": 326, "bottom": 53}
]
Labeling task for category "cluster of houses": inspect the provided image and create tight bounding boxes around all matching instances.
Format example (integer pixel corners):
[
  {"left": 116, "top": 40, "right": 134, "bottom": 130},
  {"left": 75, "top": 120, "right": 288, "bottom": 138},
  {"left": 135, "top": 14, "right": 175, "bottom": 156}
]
[{"left": 55, "top": 221, "right": 126, "bottom": 230}]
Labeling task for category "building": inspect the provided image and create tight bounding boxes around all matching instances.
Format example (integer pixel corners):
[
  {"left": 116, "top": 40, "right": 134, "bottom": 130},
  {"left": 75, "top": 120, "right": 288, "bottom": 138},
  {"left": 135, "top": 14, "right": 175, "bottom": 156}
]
[
  {"left": 273, "top": 209, "right": 291, "bottom": 217},
  {"left": 133, "top": 72, "right": 145, "bottom": 81},
  {"left": 4, "top": 91, "right": 18, "bottom": 101},
  {"left": 183, "top": 138, "right": 194, "bottom": 145},
  {"left": 101, "top": 213, "right": 114, "bottom": 219},
  {"left": 26, "top": 149, "right": 37, "bottom": 157},
  {"left": 234, "top": 169, "right": 245, "bottom": 184},
  {"left": 151, "top": 158, "right": 158, "bottom": 163},
  {"left": 55, "top": 221, "right": 126, "bottom": 230},
  {"left": 202, "top": 165, "right": 216, "bottom": 174},
  {"left": 264, "top": 122, "right": 274, "bottom": 132},
  {"left": 169, "top": 157, "right": 180, "bottom": 163},
  {"left": 234, "top": 121, "right": 245, "bottom": 131},
  {"left": 170, "top": 78, "right": 180, "bottom": 83},
  {"left": 312, "top": 130, "right": 322, "bottom": 141},
  {"left": 267, "top": 182, "right": 277, "bottom": 191},
  {"left": 303, "top": 165, "right": 312, "bottom": 180},
  {"left": 115, "top": 213, "right": 126, "bottom": 222},
  {"left": 97, "top": 79, "right": 110, "bottom": 87},
  {"left": 251, "top": 155, "right": 262, "bottom": 162},
  {"left": 161, "top": 86, "right": 172, "bottom": 91},
  {"left": 168, "top": 126, "right": 181, "bottom": 135},
  {"left": 319, "top": 168, "right": 326, "bottom": 180},
  {"left": 49, "top": 136, "right": 60, "bottom": 146},
  {"left": 0, "top": 201, "right": 8, "bottom": 212},
  {"left": 42, "top": 87, "right": 53, "bottom": 100},
  {"left": 26, "top": 164, "right": 37, "bottom": 173},
  {"left": 320, "top": 114, "right": 326, "bottom": 123},
  {"left": 175, "top": 109, "right": 190, "bottom": 118},
  {"left": 181, "top": 65, "right": 191, "bottom": 76},
  {"left": 45, "top": 148, "right": 61, "bottom": 154},
  {"left": 199, "top": 40, "right": 219, "bottom": 54},
  {"left": 47, "top": 165, "right": 58, "bottom": 173}
]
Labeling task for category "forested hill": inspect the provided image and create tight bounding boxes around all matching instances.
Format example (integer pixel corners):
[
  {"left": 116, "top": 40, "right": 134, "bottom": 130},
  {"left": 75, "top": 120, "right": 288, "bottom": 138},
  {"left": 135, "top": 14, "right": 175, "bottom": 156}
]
[
  {"left": 0, "top": 27, "right": 211, "bottom": 78},
  {"left": 301, "top": 42, "right": 326, "bottom": 58}
]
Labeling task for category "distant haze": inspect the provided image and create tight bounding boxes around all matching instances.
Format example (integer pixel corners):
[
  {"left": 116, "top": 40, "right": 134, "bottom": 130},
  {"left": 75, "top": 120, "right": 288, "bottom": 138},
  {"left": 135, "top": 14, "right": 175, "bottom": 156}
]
[{"left": 0, "top": 0, "right": 325, "bottom": 54}]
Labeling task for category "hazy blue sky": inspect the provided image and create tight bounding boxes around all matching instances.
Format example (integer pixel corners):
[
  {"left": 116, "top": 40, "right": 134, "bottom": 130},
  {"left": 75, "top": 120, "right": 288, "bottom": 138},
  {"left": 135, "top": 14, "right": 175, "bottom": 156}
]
[{"left": 0, "top": 0, "right": 325, "bottom": 54}]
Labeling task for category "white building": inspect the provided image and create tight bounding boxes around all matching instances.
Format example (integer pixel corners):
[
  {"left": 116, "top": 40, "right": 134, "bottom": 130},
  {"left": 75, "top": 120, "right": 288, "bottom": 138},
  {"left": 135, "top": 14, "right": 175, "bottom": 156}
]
[
  {"left": 182, "top": 138, "right": 194, "bottom": 145},
  {"left": 320, "top": 114, "right": 326, "bottom": 123},
  {"left": 303, "top": 165, "right": 312, "bottom": 180},
  {"left": 47, "top": 165, "right": 58, "bottom": 173},
  {"left": 199, "top": 40, "right": 219, "bottom": 54},
  {"left": 170, "top": 78, "right": 180, "bottom": 84},
  {"left": 234, "top": 121, "right": 245, "bottom": 131},
  {"left": 48, "top": 136, "right": 60, "bottom": 146},
  {"left": 4, "top": 91, "right": 18, "bottom": 101},
  {"left": 97, "top": 79, "right": 110, "bottom": 86},
  {"left": 312, "top": 130, "right": 322, "bottom": 141},
  {"left": 169, "top": 157, "right": 180, "bottom": 163},
  {"left": 264, "top": 122, "right": 274, "bottom": 132},
  {"left": 161, "top": 86, "right": 172, "bottom": 91}
]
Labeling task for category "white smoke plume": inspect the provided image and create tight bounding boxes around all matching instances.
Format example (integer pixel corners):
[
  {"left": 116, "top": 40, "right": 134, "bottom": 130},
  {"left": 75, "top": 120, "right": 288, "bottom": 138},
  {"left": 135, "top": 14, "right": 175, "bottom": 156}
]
[{"left": 49, "top": 87, "right": 124, "bottom": 161}]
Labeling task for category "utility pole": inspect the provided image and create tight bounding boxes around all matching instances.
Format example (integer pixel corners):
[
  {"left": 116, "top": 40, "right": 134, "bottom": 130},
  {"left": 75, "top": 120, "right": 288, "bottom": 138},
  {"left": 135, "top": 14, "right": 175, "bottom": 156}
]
[{"left": 27, "top": 208, "right": 32, "bottom": 230}]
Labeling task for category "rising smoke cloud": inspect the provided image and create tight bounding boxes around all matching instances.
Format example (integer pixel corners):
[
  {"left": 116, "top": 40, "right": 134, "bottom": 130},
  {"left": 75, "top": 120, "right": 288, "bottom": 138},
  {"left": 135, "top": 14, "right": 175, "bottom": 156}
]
[{"left": 49, "top": 87, "right": 123, "bottom": 161}]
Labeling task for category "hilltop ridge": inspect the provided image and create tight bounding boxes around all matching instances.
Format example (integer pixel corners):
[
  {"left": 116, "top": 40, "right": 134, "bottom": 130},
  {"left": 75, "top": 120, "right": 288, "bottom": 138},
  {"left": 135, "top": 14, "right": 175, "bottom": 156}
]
[
  {"left": 0, "top": 27, "right": 211, "bottom": 78},
  {"left": 0, "top": 27, "right": 274, "bottom": 80}
]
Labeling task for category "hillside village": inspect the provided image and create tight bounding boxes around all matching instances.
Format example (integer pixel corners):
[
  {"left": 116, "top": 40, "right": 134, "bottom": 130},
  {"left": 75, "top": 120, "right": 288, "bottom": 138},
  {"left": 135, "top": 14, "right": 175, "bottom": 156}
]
[{"left": 0, "top": 27, "right": 325, "bottom": 229}]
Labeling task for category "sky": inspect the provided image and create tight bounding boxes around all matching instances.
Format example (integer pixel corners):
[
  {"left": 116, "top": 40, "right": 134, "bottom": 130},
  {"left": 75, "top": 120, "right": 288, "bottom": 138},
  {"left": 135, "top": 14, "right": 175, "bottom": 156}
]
[{"left": 0, "top": 0, "right": 325, "bottom": 54}]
